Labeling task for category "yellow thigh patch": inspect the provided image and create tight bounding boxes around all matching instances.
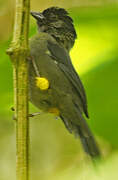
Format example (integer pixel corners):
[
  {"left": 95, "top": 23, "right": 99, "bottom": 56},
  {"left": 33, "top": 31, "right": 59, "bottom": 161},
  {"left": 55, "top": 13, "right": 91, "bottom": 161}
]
[{"left": 35, "top": 77, "right": 49, "bottom": 90}]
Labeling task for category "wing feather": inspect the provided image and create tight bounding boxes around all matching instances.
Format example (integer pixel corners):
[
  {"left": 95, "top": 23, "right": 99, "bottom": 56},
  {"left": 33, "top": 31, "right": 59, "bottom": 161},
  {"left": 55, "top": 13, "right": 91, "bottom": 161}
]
[{"left": 47, "top": 40, "right": 89, "bottom": 117}]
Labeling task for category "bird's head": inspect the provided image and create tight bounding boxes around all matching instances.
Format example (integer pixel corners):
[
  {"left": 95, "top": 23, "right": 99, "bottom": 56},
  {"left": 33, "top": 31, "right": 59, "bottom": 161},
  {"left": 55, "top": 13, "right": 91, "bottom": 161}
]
[{"left": 31, "top": 7, "right": 77, "bottom": 51}]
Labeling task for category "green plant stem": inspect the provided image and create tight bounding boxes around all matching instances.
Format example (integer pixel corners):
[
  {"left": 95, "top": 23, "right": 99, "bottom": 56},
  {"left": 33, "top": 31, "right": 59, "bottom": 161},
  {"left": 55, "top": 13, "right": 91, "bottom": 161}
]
[{"left": 6, "top": 0, "right": 30, "bottom": 180}]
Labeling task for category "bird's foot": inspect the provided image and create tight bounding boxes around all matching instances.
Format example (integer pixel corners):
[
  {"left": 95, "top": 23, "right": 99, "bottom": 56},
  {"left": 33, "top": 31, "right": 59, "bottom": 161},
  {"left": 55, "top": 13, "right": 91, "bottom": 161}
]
[
  {"left": 11, "top": 107, "right": 41, "bottom": 120},
  {"left": 28, "top": 112, "right": 41, "bottom": 117}
]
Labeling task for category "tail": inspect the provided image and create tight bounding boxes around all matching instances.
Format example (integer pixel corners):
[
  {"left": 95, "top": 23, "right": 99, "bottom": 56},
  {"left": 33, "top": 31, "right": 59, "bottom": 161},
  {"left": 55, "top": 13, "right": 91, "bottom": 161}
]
[
  {"left": 60, "top": 115, "right": 101, "bottom": 159},
  {"left": 77, "top": 125, "right": 100, "bottom": 158}
]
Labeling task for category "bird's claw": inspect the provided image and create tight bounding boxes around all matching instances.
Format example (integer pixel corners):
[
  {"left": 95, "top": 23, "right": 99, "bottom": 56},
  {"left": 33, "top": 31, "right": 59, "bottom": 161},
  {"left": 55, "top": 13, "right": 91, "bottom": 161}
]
[{"left": 11, "top": 106, "right": 41, "bottom": 120}]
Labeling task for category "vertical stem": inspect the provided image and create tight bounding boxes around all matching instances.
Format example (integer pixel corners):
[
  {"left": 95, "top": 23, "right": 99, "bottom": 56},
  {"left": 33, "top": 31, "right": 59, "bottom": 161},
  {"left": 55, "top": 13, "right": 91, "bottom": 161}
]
[
  {"left": 15, "top": 55, "right": 29, "bottom": 180},
  {"left": 7, "top": 0, "right": 30, "bottom": 179}
]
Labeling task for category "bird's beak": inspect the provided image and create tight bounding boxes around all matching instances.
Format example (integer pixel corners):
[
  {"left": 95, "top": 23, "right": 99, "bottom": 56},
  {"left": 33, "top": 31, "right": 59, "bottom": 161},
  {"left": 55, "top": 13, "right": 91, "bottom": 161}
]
[{"left": 30, "top": 11, "right": 45, "bottom": 20}]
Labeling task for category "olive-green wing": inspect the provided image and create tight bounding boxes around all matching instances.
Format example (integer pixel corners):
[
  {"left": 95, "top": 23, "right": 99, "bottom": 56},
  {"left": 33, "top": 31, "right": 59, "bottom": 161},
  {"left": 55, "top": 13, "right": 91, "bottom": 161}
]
[{"left": 47, "top": 40, "right": 89, "bottom": 118}]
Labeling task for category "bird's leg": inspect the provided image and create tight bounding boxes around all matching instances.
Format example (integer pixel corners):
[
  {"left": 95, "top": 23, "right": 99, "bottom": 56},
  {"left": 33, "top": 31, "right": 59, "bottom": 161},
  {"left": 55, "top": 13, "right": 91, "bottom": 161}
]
[
  {"left": 28, "top": 112, "right": 41, "bottom": 117},
  {"left": 11, "top": 106, "right": 41, "bottom": 119}
]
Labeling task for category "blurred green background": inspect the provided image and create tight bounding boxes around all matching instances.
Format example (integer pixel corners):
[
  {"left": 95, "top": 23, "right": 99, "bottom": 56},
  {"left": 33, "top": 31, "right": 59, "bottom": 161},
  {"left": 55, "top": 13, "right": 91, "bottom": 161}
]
[{"left": 0, "top": 0, "right": 118, "bottom": 180}]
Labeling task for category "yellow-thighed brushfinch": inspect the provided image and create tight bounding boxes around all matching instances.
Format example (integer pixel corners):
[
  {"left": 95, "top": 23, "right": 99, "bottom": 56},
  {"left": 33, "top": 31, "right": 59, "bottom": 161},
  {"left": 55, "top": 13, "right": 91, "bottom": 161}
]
[{"left": 29, "top": 7, "right": 100, "bottom": 159}]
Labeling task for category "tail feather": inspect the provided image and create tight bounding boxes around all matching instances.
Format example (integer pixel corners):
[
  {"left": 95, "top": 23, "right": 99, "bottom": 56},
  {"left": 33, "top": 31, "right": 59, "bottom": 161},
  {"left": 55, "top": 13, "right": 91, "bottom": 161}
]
[
  {"left": 77, "top": 125, "right": 100, "bottom": 158},
  {"left": 60, "top": 115, "right": 101, "bottom": 159}
]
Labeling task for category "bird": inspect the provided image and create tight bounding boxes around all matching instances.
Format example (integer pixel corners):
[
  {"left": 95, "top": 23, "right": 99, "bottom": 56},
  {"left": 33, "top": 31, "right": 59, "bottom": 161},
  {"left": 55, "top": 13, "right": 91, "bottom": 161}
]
[{"left": 29, "top": 7, "right": 101, "bottom": 159}]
